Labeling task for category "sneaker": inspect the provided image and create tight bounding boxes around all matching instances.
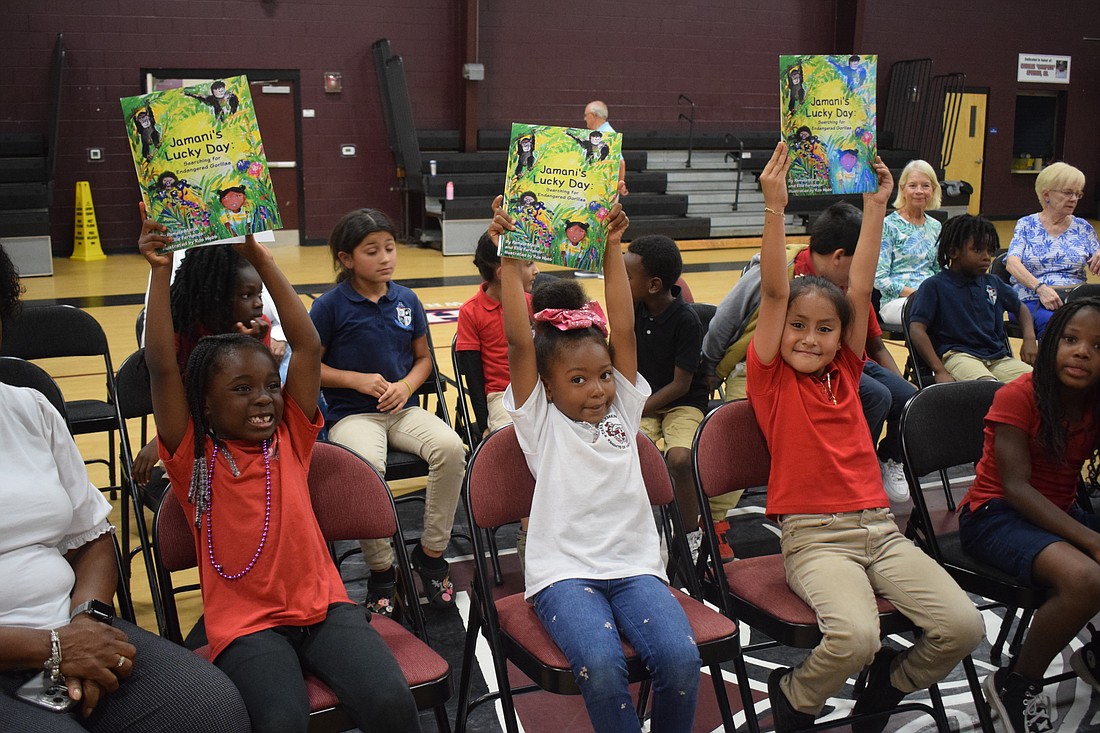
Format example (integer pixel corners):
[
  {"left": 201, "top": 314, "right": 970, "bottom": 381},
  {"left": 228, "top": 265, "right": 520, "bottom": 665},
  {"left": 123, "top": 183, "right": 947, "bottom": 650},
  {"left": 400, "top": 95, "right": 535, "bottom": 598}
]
[
  {"left": 708, "top": 518, "right": 735, "bottom": 562},
  {"left": 366, "top": 577, "right": 397, "bottom": 619},
  {"left": 411, "top": 548, "right": 456, "bottom": 609},
  {"left": 851, "top": 647, "right": 906, "bottom": 733},
  {"left": 1071, "top": 622, "right": 1100, "bottom": 692},
  {"left": 574, "top": 270, "right": 604, "bottom": 279},
  {"left": 767, "top": 667, "right": 816, "bottom": 733},
  {"left": 983, "top": 669, "right": 1054, "bottom": 733},
  {"left": 880, "top": 459, "right": 910, "bottom": 503}
]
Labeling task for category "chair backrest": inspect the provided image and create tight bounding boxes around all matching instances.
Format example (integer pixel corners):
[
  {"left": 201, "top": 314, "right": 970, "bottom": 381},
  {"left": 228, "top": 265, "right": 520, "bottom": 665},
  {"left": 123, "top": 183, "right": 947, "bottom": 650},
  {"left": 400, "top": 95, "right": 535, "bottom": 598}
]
[
  {"left": 0, "top": 304, "right": 110, "bottom": 360},
  {"left": 308, "top": 441, "right": 398, "bottom": 542},
  {"left": 900, "top": 295, "right": 935, "bottom": 388},
  {"left": 688, "top": 302, "right": 717, "bottom": 334},
  {"left": 115, "top": 348, "right": 153, "bottom": 421},
  {"left": 451, "top": 334, "right": 489, "bottom": 449},
  {"left": 990, "top": 252, "right": 1011, "bottom": 286},
  {"left": 900, "top": 380, "right": 1002, "bottom": 480},
  {"left": 464, "top": 425, "right": 536, "bottom": 531},
  {"left": 0, "top": 356, "right": 69, "bottom": 424},
  {"left": 465, "top": 424, "right": 677, "bottom": 530},
  {"left": 1067, "top": 284, "right": 1100, "bottom": 303},
  {"left": 692, "top": 400, "right": 770, "bottom": 500}
]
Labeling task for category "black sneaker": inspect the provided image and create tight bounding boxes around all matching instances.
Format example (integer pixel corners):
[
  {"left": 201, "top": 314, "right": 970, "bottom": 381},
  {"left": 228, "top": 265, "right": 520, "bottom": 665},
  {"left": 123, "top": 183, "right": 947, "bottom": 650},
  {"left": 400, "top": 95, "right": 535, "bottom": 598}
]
[
  {"left": 411, "top": 548, "right": 456, "bottom": 609},
  {"left": 365, "top": 576, "right": 397, "bottom": 619},
  {"left": 983, "top": 669, "right": 1054, "bottom": 733},
  {"left": 767, "top": 667, "right": 816, "bottom": 733},
  {"left": 851, "top": 647, "right": 907, "bottom": 733},
  {"left": 1071, "top": 621, "right": 1100, "bottom": 693}
]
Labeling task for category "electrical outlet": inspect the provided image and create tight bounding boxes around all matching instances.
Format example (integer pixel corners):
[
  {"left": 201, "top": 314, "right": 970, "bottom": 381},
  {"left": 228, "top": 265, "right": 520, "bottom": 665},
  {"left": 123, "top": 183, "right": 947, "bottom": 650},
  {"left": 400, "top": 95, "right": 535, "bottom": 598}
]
[
  {"left": 87, "top": 147, "right": 104, "bottom": 162},
  {"left": 340, "top": 144, "right": 356, "bottom": 157}
]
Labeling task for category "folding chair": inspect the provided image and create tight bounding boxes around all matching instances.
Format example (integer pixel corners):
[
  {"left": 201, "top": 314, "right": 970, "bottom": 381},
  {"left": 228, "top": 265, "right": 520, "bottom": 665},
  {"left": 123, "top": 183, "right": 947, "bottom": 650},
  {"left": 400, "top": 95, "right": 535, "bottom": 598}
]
[
  {"left": 0, "top": 304, "right": 127, "bottom": 488},
  {"left": 899, "top": 380, "right": 1078, "bottom": 730},
  {"left": 455, "top": 424, "right": 749, "bottom": 733},
  {"left": 692, "top": 399, "right": 955, "bottom": 733},
  {"left": 900, "top": 295, "right": 936, "bottom": 389},
  {"left": 990, "top": 253, "right": 1025, "bottom": 340},
  {"left": 0, "top": 356, "right": 136, "bottom": 624},
  {"left": 152, "top": 441, "right": 452, "bottom": 733},
  {"left": 113, "top": 347, "right": 166, "bottom": 632}
]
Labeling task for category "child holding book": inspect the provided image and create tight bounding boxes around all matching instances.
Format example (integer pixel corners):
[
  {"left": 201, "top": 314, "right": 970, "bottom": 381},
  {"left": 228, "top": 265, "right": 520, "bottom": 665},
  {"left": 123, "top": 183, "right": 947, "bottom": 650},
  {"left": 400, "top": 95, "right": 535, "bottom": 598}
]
[
  {"left": 492, "top": 196, "right": 702, "bottom": 732},
  {"left": 140, "top": 214, "right": 419, "bottom": 733},
  {"left": 748, "top": 143, "right": 982, "bottom": 733}
]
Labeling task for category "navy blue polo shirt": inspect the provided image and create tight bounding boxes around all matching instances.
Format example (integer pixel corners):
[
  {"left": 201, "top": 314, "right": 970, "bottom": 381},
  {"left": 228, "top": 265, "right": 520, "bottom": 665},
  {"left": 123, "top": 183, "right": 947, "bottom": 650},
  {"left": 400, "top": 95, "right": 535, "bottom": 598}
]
[
  {"left": 310, "top": 279, "right": 427, "bottom": 422},
  {"left": 634, "top": 292, "right": 709, "bottom": 412},
  {"left": 910, "top": 270, "right": 1021, "bottom": 360}
]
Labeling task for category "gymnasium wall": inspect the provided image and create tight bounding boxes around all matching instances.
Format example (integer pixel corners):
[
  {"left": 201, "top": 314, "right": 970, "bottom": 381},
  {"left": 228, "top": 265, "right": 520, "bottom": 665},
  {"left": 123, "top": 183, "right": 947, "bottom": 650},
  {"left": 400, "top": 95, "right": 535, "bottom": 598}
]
[{"left": 0, "top": 1, "right": 1093, "bottom": 254}]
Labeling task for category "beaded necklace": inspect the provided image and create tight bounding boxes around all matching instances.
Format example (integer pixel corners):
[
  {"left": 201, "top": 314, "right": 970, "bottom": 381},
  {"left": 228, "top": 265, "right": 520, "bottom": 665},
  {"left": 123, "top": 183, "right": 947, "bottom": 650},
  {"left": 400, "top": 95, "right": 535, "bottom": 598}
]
[{"left": 202, "top": 439, "right": 272, "bottom": 580}]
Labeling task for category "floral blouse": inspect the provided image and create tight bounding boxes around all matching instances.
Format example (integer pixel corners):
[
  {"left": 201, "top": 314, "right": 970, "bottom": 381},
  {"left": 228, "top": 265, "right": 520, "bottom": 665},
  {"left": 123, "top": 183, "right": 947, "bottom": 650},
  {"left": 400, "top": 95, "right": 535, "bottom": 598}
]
[
  {"left": 875, "top": 211, "right": 942, "bottom": 305},
  {"left": 1008, "top": 214, "right": 1100, "bottom": 303}
]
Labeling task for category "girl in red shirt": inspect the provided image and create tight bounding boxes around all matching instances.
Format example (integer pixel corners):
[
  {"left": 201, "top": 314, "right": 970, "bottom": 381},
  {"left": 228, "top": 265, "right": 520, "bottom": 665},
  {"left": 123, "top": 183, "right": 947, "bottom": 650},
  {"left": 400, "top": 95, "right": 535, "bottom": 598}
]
[
  {"left": 749, "top": 143, "right": 982, "bottom": 733},
  {"left": 138, "top": 208, "right": 418, "bottom": 733},
  {"left": 960, "top": 296, "right": 1100, "bottom": 732}
]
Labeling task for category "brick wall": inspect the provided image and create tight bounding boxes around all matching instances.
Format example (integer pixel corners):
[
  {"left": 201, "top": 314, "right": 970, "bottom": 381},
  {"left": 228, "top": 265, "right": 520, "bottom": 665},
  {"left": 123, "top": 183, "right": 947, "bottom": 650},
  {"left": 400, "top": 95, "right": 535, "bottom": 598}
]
[{"left": 1, "top": 1, "right": 1093, "bottom": 254}]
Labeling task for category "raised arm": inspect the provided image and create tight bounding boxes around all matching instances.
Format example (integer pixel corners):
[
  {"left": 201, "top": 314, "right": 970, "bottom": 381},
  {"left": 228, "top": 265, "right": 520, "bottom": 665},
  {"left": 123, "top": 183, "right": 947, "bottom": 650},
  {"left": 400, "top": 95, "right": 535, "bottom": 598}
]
[
  {"left": 602, "top": 203, "right": 635, "bottom": 381},
  {"left": 845, "top": 157, "right": 893, "bottom": 356},
  {"left": 138, "top": 205, "right": 189, "bottom": 453},
  {"left": 753, "top": 141, "right": 793, "bottom": 365},
  {"left": 235, "top": 236, "right": 320, "bottom": 418},
  {"left": 491, "top": 196, "right": 540, "bottom": 405}
]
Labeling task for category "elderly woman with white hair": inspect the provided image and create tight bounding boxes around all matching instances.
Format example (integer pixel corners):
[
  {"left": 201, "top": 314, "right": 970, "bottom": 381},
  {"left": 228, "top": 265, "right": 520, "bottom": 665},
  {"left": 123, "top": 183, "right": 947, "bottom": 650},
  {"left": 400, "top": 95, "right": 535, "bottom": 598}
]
[
  {"left": 874, "top": 159, "right": 943, "bottom": 325},
  {"left": 1005, "top": 161, "right": 1100, "bottom": 337}
]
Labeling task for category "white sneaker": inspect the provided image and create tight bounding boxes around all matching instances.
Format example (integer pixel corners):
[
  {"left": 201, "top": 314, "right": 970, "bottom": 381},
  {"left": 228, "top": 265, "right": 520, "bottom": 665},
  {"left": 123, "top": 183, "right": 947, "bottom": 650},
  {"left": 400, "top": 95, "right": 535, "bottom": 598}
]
[{"left": 880, "top": 459, "right": 910, "bottom": 503}]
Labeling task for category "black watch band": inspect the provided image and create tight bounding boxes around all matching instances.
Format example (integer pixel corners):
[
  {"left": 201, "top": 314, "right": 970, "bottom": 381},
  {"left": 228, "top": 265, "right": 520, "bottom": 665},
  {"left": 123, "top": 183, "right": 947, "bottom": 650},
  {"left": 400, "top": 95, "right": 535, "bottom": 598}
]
[{"left": 70, "top": 600, "right": 115, "bottom": 624}]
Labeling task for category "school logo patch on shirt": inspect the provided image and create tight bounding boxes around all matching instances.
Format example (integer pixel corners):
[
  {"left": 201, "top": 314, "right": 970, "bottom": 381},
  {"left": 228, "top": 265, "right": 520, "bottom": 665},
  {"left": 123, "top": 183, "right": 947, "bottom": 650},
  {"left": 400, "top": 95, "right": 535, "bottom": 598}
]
[
  {"left": 395, "top": 302, "right": 413, "bottom": 329},
  {"left": 598, "top": 412, "right": 631, "bottom": 449},
  {"left": 986, "top": 284, "right": 997, "bottom": 305}
]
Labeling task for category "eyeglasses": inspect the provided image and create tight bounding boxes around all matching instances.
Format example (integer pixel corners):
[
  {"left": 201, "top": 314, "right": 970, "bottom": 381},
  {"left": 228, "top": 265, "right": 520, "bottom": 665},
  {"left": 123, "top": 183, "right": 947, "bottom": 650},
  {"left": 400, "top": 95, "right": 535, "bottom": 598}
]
[{"left": 1056, "top": 189, "right": 1085, "bottom": 199}]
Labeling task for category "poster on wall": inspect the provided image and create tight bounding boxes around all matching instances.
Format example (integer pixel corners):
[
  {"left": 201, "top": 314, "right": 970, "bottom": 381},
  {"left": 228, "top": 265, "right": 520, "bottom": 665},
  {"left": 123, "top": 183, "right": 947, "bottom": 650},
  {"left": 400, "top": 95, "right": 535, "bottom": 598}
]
[
  {"left": 120, "top": 75, "right": 282, "bottom": 251},
  {"left": 1017, "top": 54, "right": 1071, "bottom": 84},
  {"left": 779, "top": 54, "right": 878, "bottom": 196},
  {"left": 499, "top": 123, "right": 622, "bottom": 272}
]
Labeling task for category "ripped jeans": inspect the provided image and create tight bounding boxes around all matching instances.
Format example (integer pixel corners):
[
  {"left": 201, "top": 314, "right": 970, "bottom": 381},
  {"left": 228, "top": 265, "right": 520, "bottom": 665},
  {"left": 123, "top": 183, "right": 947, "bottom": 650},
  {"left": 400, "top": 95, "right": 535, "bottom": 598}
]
[{"left": 533, "top": 575, "right": 700, "bottom": 733}]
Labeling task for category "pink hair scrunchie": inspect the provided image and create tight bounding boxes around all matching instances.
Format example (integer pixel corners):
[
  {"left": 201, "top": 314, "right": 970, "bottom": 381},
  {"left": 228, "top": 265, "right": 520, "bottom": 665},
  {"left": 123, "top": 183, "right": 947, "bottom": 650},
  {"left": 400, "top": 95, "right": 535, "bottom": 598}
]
[{"left": 532, "top": 300, "right": 608, "bottom": 337}]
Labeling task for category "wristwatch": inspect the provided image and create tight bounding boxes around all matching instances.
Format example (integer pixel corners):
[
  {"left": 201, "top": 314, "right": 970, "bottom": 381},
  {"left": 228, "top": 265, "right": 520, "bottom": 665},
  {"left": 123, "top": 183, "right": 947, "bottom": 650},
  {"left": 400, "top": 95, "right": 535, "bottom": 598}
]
[{"left": 70, "top": 599, "right": 115, "bottom": 624}]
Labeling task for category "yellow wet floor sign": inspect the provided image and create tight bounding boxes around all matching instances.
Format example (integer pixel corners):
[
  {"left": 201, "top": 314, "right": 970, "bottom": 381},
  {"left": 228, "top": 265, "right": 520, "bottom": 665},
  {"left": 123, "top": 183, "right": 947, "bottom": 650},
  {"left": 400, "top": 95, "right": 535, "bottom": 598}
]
[{"left": 72, "top": 181, "right": 106, "bottom": 261}]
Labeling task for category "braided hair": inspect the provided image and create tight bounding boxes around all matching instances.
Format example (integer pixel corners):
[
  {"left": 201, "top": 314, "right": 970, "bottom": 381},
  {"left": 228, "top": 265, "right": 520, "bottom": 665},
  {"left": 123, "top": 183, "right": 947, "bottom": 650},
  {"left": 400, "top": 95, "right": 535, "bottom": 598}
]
[
  {"left": 935, "top": 214, "right": 999, "bottom": 270},
  {"left": 170, "top": 245, "right": 250, "bottom": 340},
  {"left": 182, "top": 333, "right": 275, "bottom": 523},
  {"left": 531, "top": 278, "right": 608, "bottom": 378},
  {"left": 1032, "top": 296, "right": 1100, "bottom": 486},
  {"left": 0, "top": 244, "right": 24, "bottom": 329}
]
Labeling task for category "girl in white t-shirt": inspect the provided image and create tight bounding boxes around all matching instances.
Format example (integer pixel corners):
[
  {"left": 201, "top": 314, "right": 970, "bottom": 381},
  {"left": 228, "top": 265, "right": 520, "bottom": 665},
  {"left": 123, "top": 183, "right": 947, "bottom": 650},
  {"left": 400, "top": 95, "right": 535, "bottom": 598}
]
[{"left": 491, "top": 197, "right": 700, "bottom": 733}]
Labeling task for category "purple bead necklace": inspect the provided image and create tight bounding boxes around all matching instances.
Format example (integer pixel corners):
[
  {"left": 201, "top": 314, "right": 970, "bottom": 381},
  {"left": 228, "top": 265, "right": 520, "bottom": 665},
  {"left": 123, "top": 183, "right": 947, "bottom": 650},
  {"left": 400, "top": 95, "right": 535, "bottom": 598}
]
[{"left": 204, "top": 439, "right": 271, "bottom": 580}]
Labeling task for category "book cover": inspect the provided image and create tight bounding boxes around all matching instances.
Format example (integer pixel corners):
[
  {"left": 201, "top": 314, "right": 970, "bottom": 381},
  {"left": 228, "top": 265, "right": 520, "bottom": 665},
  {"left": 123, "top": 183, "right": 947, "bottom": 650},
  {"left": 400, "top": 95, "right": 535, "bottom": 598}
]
[
  {"left": 780, "top": 55, "right": 878, "bottom": 196},
  {"left": 500, "top": 123, "right": 622, "bottom": 272},
  {"left": 120, "top": 75, "right": 282, "bottom": 251}
]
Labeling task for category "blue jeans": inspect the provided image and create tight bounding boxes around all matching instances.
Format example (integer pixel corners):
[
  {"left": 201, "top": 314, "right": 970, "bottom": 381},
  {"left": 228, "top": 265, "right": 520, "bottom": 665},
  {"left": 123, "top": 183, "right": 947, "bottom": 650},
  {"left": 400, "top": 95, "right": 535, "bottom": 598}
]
[
  {"left": 533, "top": 576, "right": 700, "bottom": 733},
  {"left": 861, "top": 360, "right": 916, "bottom": 462}
]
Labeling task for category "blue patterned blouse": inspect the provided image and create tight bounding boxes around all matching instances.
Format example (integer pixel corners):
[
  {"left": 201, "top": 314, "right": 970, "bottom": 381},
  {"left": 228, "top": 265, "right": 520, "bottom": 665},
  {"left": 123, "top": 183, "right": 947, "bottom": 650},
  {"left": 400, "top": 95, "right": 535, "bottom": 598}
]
[
  {"left": 1008, "top": 214, "right": 1100, "bottom": 303},
  {"left": 875, "top": 211, "right": 942, "bottom": 305}
]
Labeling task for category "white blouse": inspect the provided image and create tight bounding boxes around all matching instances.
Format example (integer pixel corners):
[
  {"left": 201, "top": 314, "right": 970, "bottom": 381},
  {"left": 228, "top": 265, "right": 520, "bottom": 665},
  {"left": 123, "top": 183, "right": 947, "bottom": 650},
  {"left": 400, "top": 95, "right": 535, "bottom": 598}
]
[{"left": 0, "top": 382, "right": 112, "bottom": 629}]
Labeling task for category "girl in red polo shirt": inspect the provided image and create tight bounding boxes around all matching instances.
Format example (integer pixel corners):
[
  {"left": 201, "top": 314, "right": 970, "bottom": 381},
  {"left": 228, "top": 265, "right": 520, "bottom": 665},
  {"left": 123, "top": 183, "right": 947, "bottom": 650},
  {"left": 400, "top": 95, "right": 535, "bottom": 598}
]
[
  {"left": 959, "top": 296, "right": 1100, "bottom": 732},
  {"left": 138, "top": 210, "right": 418, "bottom": 733},
  {"left": 748, "top": 143, "right": 983, "bottom": 733}
]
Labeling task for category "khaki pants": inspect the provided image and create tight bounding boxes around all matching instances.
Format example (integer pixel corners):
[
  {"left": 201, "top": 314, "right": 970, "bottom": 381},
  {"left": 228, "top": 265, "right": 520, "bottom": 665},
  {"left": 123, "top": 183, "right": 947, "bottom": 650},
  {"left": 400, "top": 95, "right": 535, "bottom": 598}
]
[
  {"left": 779, "top": 508, "right": 984, "bottom": 715},
  {"left": 942, "top": 350, "right": 1032, "bottom": 383},
  {"left": 485, "top": 391, "right": 511, "bottom": 432},
  {"left": 328, "top": 407, "right": 465, "bottom": 571}
]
